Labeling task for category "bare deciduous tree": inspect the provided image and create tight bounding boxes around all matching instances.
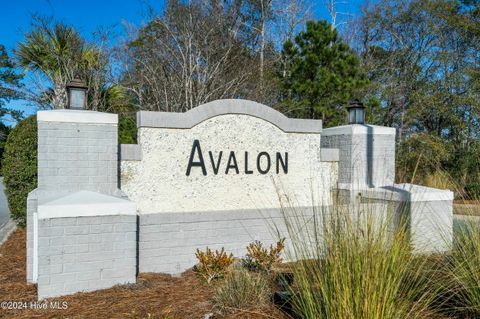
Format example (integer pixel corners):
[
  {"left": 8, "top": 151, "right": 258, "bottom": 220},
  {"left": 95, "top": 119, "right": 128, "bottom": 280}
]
[
  {"left": 120, "top": 0, "right": 260, "bottom": 112},
  {"left": 271, "top": 0, "right": 312, "bottom": 48}
]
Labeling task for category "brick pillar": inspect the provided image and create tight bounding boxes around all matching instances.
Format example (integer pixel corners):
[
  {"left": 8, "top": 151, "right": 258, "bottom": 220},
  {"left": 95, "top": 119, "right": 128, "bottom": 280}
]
[
  {"left": 37, "top": 110, "right": 118, "bottom": 197},
  {"left": 321, "top": 124, "right": 396, "bottom": 190},
  {"left": 27, "top": 110, "right": 121, "bottom": 284}
]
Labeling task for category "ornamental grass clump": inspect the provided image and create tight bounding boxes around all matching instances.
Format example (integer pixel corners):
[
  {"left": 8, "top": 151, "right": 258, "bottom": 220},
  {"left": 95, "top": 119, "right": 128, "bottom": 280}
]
[
  {"left": 438, "top": 218, "right": 480, "bottom": 317},
  {"left": 242, "top": 238, "right": 285, "bottom": 272},
  {"left": 279, "top": 204, "right": 440, "bottom": 319},
  {"left": 195, "top": 247, "right": 234, "bottom": 283},
  {"left": 214, "top": 268, "right": 270, "bottom": 313}
]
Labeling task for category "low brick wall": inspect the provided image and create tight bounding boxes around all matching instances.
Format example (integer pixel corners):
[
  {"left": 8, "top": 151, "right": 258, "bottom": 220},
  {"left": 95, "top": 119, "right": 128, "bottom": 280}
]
[
  {"left": 36, "top": 215, "right": 136, "bottom": 299},
  {"left": 355, "top": 184, "right": 453, "bottom": 253},
  {"left": 138, "top": 208, "right": 314, "bottom": 274},
  {"left": 410, "top": 200, "right": 452, "bottom": 253}
]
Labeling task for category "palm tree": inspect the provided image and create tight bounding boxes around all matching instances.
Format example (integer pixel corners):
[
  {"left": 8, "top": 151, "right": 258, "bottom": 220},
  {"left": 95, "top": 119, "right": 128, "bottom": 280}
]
[{"left": 16, "top": 17, "right": 103, "bottom": 109}]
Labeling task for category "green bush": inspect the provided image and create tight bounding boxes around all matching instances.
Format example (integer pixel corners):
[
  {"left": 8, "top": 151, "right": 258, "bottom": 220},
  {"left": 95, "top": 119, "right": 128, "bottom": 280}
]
[
  {"left": 0, "top": 123, "right": 11, "bottom": 171},
  {"left": 214, "top": 268, "right": 270, "bottom": 312},
  {"left": 119, "top": 115, "right": 137, "bottom": 144},
  {"left": 2, "top": 116, "right": 37, "bottom": 226},
  {"left": 444, "top": 142, "right": 480, "bottom": 190}
]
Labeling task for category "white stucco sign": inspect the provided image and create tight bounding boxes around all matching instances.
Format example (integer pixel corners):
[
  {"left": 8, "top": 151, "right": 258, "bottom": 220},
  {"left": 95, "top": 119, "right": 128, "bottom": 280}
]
[{"left": 120, "top": 99, "right": 337, "bottom": 214}]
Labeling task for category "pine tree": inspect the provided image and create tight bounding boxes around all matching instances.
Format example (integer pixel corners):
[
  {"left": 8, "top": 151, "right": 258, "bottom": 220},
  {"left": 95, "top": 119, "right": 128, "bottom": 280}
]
[
  {"left": 0, "top": 44, "right": 23, "bottom": 168},
  {"left": 278, "top": 20, "right": 366, "bottom": 126},
  {"left": 0, "top": 44, "right": 22, "bottom": 112}
]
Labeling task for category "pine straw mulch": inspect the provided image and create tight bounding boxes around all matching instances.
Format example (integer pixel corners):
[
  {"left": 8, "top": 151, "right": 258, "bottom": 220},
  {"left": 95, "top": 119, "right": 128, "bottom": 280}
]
[{"left": 0, "top": 229, "right": 289, "bottom": 319}]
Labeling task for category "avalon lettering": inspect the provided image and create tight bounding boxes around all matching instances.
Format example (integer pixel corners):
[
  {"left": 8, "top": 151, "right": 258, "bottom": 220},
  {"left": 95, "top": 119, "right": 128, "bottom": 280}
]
[{"left": 186, "top": 139, "right": 288, "bottom": 176}]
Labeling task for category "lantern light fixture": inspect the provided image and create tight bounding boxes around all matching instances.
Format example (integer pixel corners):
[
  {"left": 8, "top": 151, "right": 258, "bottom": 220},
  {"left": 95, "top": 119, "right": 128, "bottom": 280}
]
[
  {"left": 66, "top": 78, "right": 87, "bottom": 110},
  {"left": 347, "top": 99, "right": 366, "bottom": 124}
]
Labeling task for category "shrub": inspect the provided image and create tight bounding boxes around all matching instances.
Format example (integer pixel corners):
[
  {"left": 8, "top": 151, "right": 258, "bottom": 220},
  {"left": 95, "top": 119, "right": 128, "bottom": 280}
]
[
  {"left": 444, "top": 143, "right": 480, "bottom": 192},
  {"left": 214, "top": 268, "right": 270, "bottom": 312},
  {"left": 118, "top": 115, "right": 137, "bottom": 144},
  {"left": 0, "top": 122, "right": 11, "bottom": 171},
  {"left": 242, "top": 239, "right": 285, "bottom": 272},
  {"left": 195, "top": 247, "right": 234, "bottom": 283},
  {"left": 2, "top": 116, "right": 37, "bottom": 226}
]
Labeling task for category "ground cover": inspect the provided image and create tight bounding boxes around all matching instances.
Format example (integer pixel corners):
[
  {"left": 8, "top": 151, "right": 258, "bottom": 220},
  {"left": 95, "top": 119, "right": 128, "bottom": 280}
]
[{"left": 2, "top": 207, "right": 479, "bottom": 319}]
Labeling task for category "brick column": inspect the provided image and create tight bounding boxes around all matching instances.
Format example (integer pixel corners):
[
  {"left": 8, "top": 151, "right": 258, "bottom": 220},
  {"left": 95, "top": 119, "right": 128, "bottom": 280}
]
[
  {"left": 321, "top": 124, "right": 396, "bottom": 190},
  {"left": 27, "top": 110, "right": 137, "bottom": 299},
  {"left": 37, "top": 110, "right": 119, "bottom": 197}
]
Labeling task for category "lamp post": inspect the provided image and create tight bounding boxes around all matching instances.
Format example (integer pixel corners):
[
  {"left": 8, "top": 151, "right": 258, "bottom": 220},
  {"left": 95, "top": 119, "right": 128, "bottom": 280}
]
[
  {"left": 66, "top": 78, "right": 87, "bottom": 110},
  {"left": 347, "top": 99, "right": 366, "bottom": 124}
]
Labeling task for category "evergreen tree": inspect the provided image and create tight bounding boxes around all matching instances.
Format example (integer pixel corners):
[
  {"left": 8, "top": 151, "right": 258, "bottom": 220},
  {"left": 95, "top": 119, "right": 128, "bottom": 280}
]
[
  {"left": 278, "top": 20, "right": 366, "bottom": 126},
  {"left": 0, "top": 44, "right": 22, "bottom": 166},
  {"left": 0, "top": 44, "right": 23, "bottom": 117}
]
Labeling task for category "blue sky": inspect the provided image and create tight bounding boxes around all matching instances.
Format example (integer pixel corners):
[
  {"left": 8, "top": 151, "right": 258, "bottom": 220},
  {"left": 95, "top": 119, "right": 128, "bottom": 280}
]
[
  {"left": 0, "top": 0, "right": 165, "bottom": 50},
  {"left": 1, "top": 0, "right": 367, "bottom": 123}
]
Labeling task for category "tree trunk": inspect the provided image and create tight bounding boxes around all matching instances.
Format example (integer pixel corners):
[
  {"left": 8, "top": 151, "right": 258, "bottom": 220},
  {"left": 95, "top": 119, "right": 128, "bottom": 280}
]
[{"left": 53, "top": 79, "right": 67, "bottom": 109}]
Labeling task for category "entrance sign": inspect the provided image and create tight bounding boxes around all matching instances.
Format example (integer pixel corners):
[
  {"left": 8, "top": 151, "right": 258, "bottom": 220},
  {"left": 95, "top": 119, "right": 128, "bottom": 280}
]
[
  {"left": 27, "top": 99, "right": 453, "bottom": 300},
  {"left": 120, "top": 99, "right": 334, "bottom": 214}
]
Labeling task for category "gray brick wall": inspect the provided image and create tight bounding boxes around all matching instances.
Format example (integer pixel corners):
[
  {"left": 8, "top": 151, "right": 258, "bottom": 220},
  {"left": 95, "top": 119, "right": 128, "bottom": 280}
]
[
  {"left": 138, "top": 208, "right": 316, "bottom": 274},
  {"left": 138, "top": 198, "right": 451, "bottom": 275},
  {"left": 37, "top": 121, "right": 118, "bottom": 195},
  {"left": 36, "top": 215, "right": 136, "bottom": 299},
  {"left": 322, "top": 134, "right": 352, "bottom": 184},
  {"left": 28, "top": 111, "right": 137, "bottom": 299}
]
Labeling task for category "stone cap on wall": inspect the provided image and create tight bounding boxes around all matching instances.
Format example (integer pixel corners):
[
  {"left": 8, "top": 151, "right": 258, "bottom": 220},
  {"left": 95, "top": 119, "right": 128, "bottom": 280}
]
[
  {"left": 37, "top": 190, "right": 136, "bottom": 219},
  {"left": 347, "top": 183, "right": 454, "bottom": 202},
  {"left": 37, "top": 109, "right": 118, "bottom": 124},
  {"left": 136, "top": 99, "right": 322, "bottom": 133},
  {"left": 322, "top": 124, "right": 396, "bottom": 136}
]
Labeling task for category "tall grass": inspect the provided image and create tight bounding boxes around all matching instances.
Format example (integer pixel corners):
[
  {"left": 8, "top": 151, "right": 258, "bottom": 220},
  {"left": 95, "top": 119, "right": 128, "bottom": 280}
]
[
  {"left": 266, "top": 154, "right": 480, "bottom": 318},
  {"left": 438, "top": 217, "right": 480, "bottom": 317},
  {"left": 424, "top": 171, "right": 457, "bottom": 192},
  {"left": 403, "top": 162, "right": 480, "bottom": 317},
  {"left": 277, "top": 201, "right": 440, "bottom": 319}
]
